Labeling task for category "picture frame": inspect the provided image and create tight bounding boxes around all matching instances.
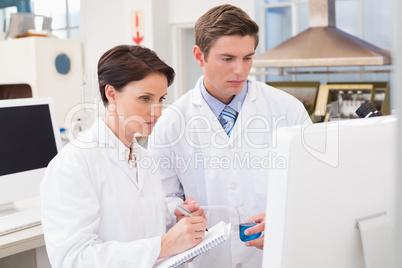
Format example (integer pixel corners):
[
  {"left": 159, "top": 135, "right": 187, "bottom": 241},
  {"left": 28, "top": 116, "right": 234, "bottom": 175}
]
[
  {"left": 266, "top": 81, "right": 320, "bottom": 116},
  {"left": 327, "top": 82, "right": 390, "bottom": 115},
  {"left": 314, "top": 84, "right": 374, "bottom": 121}
]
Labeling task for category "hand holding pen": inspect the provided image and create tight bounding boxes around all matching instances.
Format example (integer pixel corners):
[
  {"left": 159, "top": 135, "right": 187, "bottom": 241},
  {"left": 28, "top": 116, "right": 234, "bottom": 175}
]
[
  {"left": 174, "top": 197, "right": 207, "bottom": 227},
  {"left": 176, "top": 203, "right": 208, "bottom": 231},
  {"left": 160, "top": 205, "right": 208, "bottom": 259},
  {"left": 176, "top": 203, "right": 194, "bottom": 218}
]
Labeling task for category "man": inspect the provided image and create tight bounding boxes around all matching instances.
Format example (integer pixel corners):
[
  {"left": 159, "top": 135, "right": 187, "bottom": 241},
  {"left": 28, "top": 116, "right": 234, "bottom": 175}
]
[{"left": 149, "top": 4, "right": 311, "bottom": 268}]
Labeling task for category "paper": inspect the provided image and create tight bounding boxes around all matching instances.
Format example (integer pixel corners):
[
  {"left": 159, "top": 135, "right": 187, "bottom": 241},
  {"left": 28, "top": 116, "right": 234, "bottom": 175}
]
[{"left": 154, "top": 221, "right": 231, "bottom": 268}]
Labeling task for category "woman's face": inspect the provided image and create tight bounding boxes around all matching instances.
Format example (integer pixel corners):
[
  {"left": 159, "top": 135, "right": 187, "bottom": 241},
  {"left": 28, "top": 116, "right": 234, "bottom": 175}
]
[{"left": 112, "top": 73, "right": 168, "bottom": 136}]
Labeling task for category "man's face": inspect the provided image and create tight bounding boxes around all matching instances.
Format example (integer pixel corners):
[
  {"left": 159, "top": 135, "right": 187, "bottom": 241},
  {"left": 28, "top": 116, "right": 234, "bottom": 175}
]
[{"left": 194, "top": 35, "right": 255, "bottom": 104}]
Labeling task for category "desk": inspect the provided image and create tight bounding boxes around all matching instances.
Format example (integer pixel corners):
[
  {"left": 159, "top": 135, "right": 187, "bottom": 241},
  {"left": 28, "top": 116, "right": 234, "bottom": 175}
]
[
  {"left": 0, "top": 225, "right": 44, "bottom": 258},
  {"left": 0, "top": 197, "right": 50, "bottom": 268}
]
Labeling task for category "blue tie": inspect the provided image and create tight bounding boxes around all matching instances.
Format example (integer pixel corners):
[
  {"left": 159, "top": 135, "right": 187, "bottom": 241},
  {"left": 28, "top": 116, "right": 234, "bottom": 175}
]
[{"left": 218, "top": 106, "right": 238, "bottom": 136}]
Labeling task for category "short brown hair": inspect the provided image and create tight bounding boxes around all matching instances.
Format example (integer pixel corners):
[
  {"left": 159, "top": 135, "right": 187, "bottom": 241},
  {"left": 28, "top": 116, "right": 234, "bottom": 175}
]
[
  {"left": 97, "top": 45, "right": 175, "bottom": 106},
  {"left": 195, "top": 4, "right": 259, "bottom": 59}
]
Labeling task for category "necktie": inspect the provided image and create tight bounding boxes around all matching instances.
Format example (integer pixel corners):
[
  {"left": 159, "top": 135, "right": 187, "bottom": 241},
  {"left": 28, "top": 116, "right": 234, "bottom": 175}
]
[{"left": 218, "top": 106, "right": 238, "bottom": 136}]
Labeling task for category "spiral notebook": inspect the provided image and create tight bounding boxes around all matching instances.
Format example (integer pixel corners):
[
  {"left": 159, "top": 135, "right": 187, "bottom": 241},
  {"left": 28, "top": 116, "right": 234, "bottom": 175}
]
[{"left": 154, "top": 221, "right": 231, "bottom": 268}]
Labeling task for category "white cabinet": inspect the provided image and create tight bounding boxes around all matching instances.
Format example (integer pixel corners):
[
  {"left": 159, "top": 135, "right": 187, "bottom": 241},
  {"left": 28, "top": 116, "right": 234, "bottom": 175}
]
[{"left": 0, "top": 37, "right": 83, "bottom": 128}]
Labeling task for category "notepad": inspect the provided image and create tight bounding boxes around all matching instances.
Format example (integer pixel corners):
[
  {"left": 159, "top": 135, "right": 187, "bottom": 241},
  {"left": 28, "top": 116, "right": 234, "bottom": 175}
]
[{"left": 154, "top": 221, "right": 231, "bottom": 268}]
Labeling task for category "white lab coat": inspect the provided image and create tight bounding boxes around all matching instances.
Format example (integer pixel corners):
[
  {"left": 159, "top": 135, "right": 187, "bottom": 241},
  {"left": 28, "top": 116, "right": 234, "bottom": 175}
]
[
  {"left": 148, "top": 77, "right": 312, "bottom": 268},
  {"left": 40, "top": 118, "right": 169, "bottom": 268}
]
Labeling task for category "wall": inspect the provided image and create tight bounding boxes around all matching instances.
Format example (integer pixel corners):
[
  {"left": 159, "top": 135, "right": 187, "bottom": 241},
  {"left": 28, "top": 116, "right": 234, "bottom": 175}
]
[
  {"left": 167, "top": 0, "right": 254, "bottom": 25},
  {"left": 80, "top": 0, "right": 255, "bottom": 103},
  {"left": 165, "top": 0, "right": 255, "bottom": 100},
  {"left": 80, "top": 0, "right": 127, "bottom": 73}
]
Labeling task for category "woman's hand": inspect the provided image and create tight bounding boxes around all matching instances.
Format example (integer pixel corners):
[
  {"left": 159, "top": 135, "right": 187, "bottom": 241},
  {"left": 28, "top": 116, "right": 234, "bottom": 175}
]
[
  {"left": 174, "top": 197, "right": 206, "bottom": 222},
  {"left": 159, "top": 216, "right": 208, "bottom": 259}
]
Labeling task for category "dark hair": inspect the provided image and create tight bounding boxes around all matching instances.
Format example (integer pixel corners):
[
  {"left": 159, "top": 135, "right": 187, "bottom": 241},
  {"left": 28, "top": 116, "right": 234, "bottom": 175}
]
[
  {"left": 97, "top": 45, "right": 175, "bottom": 106},
  {"left": 195, "top": 4, "right": 259, "bottom": 60}
]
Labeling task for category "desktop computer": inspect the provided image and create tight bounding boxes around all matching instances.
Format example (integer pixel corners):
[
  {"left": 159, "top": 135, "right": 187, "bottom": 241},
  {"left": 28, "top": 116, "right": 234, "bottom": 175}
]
[
  {"left": 0, "top": 98, "right": 62, "bottom": 212},
  {"left": 263, "top": 116, "right": 396, "bottom": 268}
]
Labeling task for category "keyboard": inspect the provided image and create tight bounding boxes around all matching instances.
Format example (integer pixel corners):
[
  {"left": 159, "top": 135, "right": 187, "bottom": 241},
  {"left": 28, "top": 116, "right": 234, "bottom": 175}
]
[{"left": 0, "top": 208, "right": 41, "bottom": 236}]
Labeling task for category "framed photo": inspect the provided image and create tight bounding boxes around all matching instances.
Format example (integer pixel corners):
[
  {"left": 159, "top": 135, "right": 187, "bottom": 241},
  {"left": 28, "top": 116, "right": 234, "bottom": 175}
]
[
  {"left": 314, "top": 84, "right": 374, "bottom": 121},
  {"left": 327, "top": 82, "right": 390, "bottom": 115},
  {"left": 266, "top": 81, "right": 320, "bottom": 115}
]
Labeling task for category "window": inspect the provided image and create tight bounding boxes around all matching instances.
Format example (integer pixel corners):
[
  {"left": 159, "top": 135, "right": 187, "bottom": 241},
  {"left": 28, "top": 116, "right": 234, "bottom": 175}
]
[
  {"left": 0, "top": 0, "right": 80, "bottom": 39},
  {"left": 33, "top": 0, "right": 80, "bottom": 39},
  {"left": 0, "top": 6, "right": 17, "bottom": 39}
]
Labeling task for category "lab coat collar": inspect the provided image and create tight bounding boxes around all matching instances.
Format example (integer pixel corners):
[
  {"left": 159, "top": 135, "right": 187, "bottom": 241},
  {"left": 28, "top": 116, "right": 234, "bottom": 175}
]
[
  {"left": 246, "top": 78, "right": 258, "bottom": 102},
  {"left": 192, "top": 76, "right": 257, "bottom": 106},
  {"left": 230, "top": 82, "right": 257, "bottom": 141},
  {"left": 130, "top": 139, "right": 150, "bottom": 191},
  {"left": 95, "top": 118, "right": 130, "bottom": 161},
  {"left": 191, "top": 77, "right": 258, "bottom": 144},
  {"left": 95, "top": 118, "right": 148, "bottom": 190},
  {"left": 192, "top": 76, "right": 205, "bottom": 106}
]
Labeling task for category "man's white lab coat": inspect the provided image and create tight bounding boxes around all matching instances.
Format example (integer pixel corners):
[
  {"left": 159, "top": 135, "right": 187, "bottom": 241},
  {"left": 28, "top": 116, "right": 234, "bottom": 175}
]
[
  {"left": 41, "top": 118, "right": 168, "bottom": 267},
  {"left": 148, "top": 77, "right": 311, "bottom": 268}
]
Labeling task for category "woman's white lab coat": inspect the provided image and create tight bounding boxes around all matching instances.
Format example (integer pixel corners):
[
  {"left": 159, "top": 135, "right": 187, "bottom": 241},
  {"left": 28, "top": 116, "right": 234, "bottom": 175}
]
[{"left": 40, "top": 118, "right": 169, "bottom": 267}]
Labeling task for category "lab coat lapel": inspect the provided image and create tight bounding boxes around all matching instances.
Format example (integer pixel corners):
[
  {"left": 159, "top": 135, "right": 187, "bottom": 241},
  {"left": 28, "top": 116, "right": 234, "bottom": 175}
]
[
  {"left": 133, "top": 144, "right": 147, "bottom": 191},
  {"left": 96, "top": 118, "right": 140, "bottom": 189},
  {"left": 230, "top": 84, "right": 257, "bottom": 143},
  {"left": 110, "top": 147, "right": 140, "bottom": 190}
]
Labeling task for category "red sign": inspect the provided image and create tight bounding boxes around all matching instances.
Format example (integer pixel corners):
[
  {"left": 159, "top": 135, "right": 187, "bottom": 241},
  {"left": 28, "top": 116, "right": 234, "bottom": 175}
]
[{"left": 131, "top": 10, "right": 144, "bottom": 45}]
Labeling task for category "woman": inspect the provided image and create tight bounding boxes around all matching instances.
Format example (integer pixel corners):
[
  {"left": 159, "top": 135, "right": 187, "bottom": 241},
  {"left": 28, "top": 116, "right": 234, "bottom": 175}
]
[{"left": 40, "top": 45, "right": 207, "bottom": 267}]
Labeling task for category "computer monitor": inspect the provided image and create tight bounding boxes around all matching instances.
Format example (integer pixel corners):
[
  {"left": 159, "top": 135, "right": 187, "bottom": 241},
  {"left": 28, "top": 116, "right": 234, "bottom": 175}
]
[
  {"left": 0, "top": 98, "right": 62, "bottom": 210},
  {"left": 263, "top": 116, "right": 396, "bottom": 268}
]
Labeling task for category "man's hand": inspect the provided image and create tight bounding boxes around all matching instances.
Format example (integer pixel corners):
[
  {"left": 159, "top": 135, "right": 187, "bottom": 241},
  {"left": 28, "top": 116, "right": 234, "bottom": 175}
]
[
  {"left": 244, "top": 213, "right": 265, "bottom": 250},
  {"left": 174, "top": 197, "right": 206, "bottom": 222}
]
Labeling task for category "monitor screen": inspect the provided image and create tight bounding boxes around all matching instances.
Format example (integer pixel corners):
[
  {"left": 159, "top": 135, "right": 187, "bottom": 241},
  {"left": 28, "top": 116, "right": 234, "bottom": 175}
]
[
  {"left": 0, "top": 98, "right": 61, "bottom": 207},
  {"left": 263, "top": 116, "right": 396, "bottom": 268}
]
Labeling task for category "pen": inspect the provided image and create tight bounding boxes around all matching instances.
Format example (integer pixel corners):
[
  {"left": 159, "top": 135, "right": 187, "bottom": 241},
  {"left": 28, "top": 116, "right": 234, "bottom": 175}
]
[
  {"left": 176, "top": 203, "right": 208, "bottom": 231},
  {"left": 176, "top": 203, "right": 193, "bottom": 217}
]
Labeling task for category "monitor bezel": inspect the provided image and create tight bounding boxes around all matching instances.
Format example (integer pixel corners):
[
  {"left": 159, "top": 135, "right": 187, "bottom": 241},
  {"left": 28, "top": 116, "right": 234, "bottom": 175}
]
[{"left": 0, "top": 97, "right": 62, "bottom": 207}]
